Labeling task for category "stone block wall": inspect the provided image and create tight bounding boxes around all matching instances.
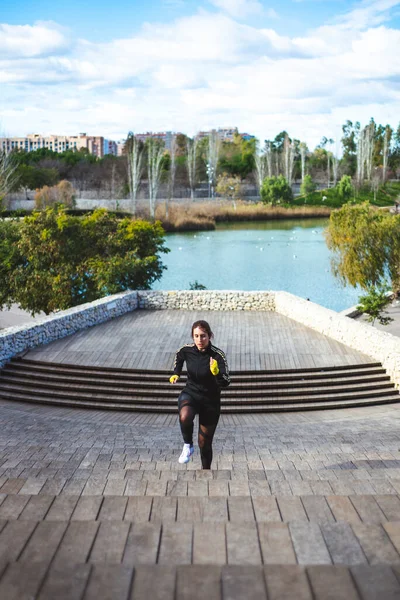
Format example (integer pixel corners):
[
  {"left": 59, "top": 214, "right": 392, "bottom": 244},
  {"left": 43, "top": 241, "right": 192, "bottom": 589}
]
[
  {"left": 0, "top": 291, "right": 138, "bottom": 368},
  {"left": 138, "top": 291, "right": 276, "bottom": 311},
  {"left": 274, "top": 291, "right": 400, "bottom": 389}
]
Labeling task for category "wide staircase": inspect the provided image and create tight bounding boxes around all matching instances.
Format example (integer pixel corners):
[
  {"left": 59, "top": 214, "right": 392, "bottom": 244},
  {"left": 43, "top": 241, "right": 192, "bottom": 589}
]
[
  {"left": 2, "top": 352, "right": 400, "bottom": 598},
  {"left": 0, "top": 357, "right": 399, "bottom": 412}
]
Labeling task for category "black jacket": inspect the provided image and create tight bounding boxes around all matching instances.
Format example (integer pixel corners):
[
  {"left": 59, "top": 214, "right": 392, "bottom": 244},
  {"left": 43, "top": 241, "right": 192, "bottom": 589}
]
[{"left": 173, "top": 342, "right": 230, "bottom": 400}]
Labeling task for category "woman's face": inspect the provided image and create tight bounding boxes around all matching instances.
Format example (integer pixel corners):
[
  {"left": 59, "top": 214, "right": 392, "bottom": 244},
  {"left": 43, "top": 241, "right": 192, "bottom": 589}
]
[{"left": 193, "top": 327, "right": 210, "bottom": 351}]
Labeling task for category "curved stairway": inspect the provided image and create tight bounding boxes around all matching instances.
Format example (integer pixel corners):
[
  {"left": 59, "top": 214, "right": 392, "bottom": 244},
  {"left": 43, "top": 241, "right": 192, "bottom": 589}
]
[{"left": 0, "top": 357, "right": 399, "bottom": 412}]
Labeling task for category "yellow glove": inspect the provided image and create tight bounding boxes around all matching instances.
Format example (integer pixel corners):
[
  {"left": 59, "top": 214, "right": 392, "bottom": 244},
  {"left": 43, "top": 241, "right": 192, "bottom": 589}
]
[
  {"left": 169, "top": 375, "right": 179, "bottom": 384},
  {"left": 210, "top": 358, "right": 219, "bottom": 376}
]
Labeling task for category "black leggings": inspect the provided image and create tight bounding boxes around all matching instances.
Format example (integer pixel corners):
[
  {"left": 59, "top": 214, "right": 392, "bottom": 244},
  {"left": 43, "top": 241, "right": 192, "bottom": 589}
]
[{"left": 178, "top": 391, "right": 220, "bottom": 469}]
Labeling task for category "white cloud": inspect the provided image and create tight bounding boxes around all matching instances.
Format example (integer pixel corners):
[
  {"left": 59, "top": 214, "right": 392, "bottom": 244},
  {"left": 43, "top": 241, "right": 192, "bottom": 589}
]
[
  {"left": 1, "top": 2, "right": 400, "bottom": 149},
  {"left": 208, "top": 0, "right": 263, "bottom": 18},
  {"left": 334, "top": 0, "right": 400, "bottom": 29},
  {"left": 0, "top": 22, "right": 68, "bottom": 58}
]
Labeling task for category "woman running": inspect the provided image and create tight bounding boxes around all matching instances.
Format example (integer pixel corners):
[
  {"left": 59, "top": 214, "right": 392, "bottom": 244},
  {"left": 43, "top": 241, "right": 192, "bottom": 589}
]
[{"left": 169, "top": 320, "right": 230, "bottom": 469}]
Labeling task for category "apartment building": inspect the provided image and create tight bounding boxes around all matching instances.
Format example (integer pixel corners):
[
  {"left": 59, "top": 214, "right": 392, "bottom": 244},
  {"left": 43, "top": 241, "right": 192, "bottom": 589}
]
[
  {"left": 103, "top": 139, "right": 118, "bottom": 156},
  {"left": 0, "top": 133, "right": 113, "bottom": 158},
  {"left": 197, "top": 128, "right": 255, "bottom": 142},
  {"left": 133, "top": 131, "right": 178, "bottom": 150}
]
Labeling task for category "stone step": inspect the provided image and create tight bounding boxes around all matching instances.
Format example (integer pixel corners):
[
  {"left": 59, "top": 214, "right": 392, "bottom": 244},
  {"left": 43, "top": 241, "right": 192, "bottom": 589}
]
[
  {"left": 2, "top": 494, "right": 400, "bottom": 523},
  {"left": 1, "top": 387, "right": 399, "bottom": 414},
  {"left": 4, "top": 359, "right": 389, "bottom": 384},
  {"left": 13, "top": 356, "right": 385, "bottom": 377},
  {"left": 2, "top": 563, "right": 400, "bottom": 600},
  {"left": 1, "top": 373, "right": 395, "bottom": 397},
  {"left": 2, "top": 358, "right": 398, "bottom": 414},
  {"left": 1, "top": 369, "right": 392, "bottom": 392}
]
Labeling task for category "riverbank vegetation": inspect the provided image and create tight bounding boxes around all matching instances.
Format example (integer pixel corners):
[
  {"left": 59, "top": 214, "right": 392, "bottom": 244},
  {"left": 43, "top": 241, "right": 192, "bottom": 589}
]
[
  {"left": 0, "top": 208, "right": 169, "bottom": 315},
  {"left": 326, "top": 202, "right": 400, "bottom": 295},
  {"left": 2, "top": 118, "right": 400, "bottom": 213},
  {"left": 154, "top": 201, "right": 331, "bottom": 232},
  {"left": 292, "top": 179, "right": 400, "bottom": 208}
]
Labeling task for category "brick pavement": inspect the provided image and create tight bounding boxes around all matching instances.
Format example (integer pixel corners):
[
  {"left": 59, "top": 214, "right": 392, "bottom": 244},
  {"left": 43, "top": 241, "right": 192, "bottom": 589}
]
[
  {"left": 24, "top": 309, "right": 372, "bottom": 371},
  {"left": 1, "top": 399, "right": 400, "bottom": 597}
]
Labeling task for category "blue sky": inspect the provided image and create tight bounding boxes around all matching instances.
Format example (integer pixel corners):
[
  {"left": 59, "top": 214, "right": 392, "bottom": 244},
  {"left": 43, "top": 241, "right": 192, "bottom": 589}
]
[
  {"left": 1, "top": 0, "right": 400, "bottom": 148},
  {"left": 0, "top": 0, "right": 363, "bottom": 40}
]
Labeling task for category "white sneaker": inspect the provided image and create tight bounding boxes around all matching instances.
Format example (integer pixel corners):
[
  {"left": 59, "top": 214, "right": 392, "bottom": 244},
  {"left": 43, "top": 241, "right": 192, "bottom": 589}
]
[{"left": 178, "top": 443, "right": 194, "bottom": 464}]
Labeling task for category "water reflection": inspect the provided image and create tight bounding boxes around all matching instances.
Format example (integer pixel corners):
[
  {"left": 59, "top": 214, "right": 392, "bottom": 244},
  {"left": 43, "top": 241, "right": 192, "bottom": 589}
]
[{"left": 153, "top": 218, "right": 360, "bottom": 312}]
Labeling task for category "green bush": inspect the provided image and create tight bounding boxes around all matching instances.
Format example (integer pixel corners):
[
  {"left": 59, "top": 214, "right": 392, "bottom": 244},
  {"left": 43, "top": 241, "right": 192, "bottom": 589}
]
[
  {"left": 300, "top": 175, "right": 316, "bottom": 198},
  {"left": 337, "top": 175, "right": 353, "bottom": 200},
  {"left": 0, "top": 206, "right": 170, "bottom": 314},
  {"left": 260, "top": 175, "right": 293, "bottom": 205}
]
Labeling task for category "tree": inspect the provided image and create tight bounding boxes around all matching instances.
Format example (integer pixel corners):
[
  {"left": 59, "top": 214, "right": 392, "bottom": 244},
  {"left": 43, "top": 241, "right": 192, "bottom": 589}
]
[
  {"left": 389, "top": 121, "right": 400, "bottom": 174},
  {"left": 299, "top": 142, "right": 308, "bottom": 183},
  {"left": 260, "top": 175, "right": 293, "bottom": 205},
  {"left": 218, "top": 135, "right": 255, "bottom": 179},
  {"left": 126, "top": 133, "right": 144, "bottom": 216},
  {"left": 186, "top": 136, "right": 198, "bottom": 201},
  {"left": 325, "top": 202, "right": 400, "bottom": 294},
  {"left": 300, "top": 174, "right": 316, "bottom": 198},
  {"left": 0, "top": 218, "right": 21, "bottom": 308},
  {"left": 0, "top": 150, "right": 18, "bottom": 207},
  {"left": 337, "top": 175, "right": 353, "bottom": 200},
  {"left": 189, "top": 281, "right": 207, "bottom": 290},
  {"left": 0, "top": 207, "right": 169, "bottom": 314},
  {"left": 357, "top": 121, "right": 375, "bottom": 184},
  {"left": 16, "top": 165, "right": 59, "bottom": 198},
  {"left": 283, "top": 133, "right": 296, "bottom": 186},
  {"left": 216, "top": 173, "right": 241, "bottom": 208},
  {"left": 147, "top": 138, "right": 165, "bottom": 219},
  {"left": 357, "top": 283, "right": 393, "bottom": 326},
  {"left": 206, "top": 131, "right": 220, "bottom": 199},
  {"left": 341, "top": 120, "right": 360, "bottom": 175},
  {"left": 166, "top": 135, "right": 177, "bottom": 218},
  {"left": 254, "top": 146, "right": 268, "bottom": 194}
]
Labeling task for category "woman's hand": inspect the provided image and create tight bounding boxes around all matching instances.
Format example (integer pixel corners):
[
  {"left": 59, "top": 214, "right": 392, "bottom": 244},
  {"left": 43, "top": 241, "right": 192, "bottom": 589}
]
[
  {"left": 210, "top": 358, "right": 219, "bottom": 376},
  {"left": 169, "top": 375, "right": 179, "bottom": 384}
]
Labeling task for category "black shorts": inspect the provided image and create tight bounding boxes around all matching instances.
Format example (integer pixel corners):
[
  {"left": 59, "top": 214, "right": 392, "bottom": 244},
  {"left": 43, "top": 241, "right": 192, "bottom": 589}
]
[{"left": 178, "top": 390, "right": 221, "bottom": 427}]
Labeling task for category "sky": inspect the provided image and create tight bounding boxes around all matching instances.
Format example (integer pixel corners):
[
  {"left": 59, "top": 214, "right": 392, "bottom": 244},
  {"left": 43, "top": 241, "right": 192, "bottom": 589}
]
[{"left": 1, "top": 0, "right": 400, "bottom": 149}]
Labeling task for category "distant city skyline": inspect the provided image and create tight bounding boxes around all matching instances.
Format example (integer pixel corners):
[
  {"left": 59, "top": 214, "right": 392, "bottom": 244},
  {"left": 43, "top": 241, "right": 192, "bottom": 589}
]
[{"left": 1, "top": 0, "right": 400, "bottom": 149}]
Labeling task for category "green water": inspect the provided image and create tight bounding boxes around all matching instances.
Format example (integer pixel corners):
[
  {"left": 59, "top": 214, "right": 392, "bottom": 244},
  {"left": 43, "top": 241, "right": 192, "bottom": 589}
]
[{"left": 153, "top": 218, "right": 360, "bottom": 312}]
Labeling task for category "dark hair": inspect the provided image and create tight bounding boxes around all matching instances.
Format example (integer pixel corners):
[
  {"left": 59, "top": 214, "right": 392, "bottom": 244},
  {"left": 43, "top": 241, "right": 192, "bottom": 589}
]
[{"left": 191, "top": 320, "right": 214, "bottom": 338}]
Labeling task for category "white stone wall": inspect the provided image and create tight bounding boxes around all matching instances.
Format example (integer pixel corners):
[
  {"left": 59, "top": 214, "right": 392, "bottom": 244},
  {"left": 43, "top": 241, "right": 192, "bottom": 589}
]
[
  {"left": 0, "top": 291, "right": 138, "bottom": 368},
  {"left": 274, "top": 291, "right": 400, "bottom": 389},
  {"left": 1, "top": 289, "right": 399, "bottom": 392},
  {"left": 138, "top": 291, "right": 276, "bottom": 311}
]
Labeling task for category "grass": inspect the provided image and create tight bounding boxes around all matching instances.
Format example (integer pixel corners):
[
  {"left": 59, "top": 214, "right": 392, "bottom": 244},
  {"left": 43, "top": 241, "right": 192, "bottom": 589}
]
[
  {"left": 4, "top": 180, "right": 399, "bottom": 232},
  {"left": 154, "top": 201, "right": 332, "bottom": 231},
  {"left": 292, "top": 181, "right": 400, "bottom": 208}
]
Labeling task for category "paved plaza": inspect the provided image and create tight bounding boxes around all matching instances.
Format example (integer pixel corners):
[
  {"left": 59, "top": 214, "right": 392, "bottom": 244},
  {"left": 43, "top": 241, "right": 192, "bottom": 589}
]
[
  {"left": 24, "top": 309, "right": 372, "bottom": 371},
  {"left": 1, "top": 398, "right": 400, "bottom": 597},
  {"left": 1, "top": 307, "right": 400, "bottom": 597}
]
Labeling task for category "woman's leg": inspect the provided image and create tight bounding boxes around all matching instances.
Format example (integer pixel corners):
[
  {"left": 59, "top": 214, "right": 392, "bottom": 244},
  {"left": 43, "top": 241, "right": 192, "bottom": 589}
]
[
  {"left": 198, "top": 423, "right": 218, "bottom": 469},
  {"left": 178, "top": 391, "right": 197, "bottom": 445},
  {"left": 198, "top": 403, "right": 220, "bottom": 469}
]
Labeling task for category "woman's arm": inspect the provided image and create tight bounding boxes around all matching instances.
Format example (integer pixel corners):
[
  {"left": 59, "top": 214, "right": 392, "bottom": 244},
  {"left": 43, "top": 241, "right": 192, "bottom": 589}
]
[
  {"left": 212, "top": 349, "right": 230, "bottom": 388},
  {"left": 173, "top": 346, "right": 186, "bottom": 376}
]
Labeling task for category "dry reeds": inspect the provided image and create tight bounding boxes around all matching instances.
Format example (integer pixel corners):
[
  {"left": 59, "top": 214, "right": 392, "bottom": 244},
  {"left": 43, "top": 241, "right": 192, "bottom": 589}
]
[
  {"left": 153, "top": 201, "right": 331, "bottom": 231},
  {"left": 35, "top": 180, "right": 76, "bottom": 210}
]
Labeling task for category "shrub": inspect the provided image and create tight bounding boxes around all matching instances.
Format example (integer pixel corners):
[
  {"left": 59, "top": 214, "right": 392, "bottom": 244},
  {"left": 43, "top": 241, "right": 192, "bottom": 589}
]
[
  {"left": 260, "top": 175, "right": 293, "bottom": 205},
  {"left": 300, "top": 174, "right": 316, "bottom": 198},
  {"left": 337, "top": 175, "right": 353, "bottom": 200},
  {"left": 35, "top": 180, "right": 76, "bottom": 209}
]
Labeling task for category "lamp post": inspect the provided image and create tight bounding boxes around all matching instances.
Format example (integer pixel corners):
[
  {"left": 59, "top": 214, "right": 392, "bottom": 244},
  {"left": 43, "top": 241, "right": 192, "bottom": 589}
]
[{"left": 206, "top": 163, "right": 215, "bottom": 199}]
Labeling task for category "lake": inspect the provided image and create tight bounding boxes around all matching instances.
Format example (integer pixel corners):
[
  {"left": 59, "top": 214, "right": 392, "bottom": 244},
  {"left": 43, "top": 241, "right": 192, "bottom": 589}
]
[{"left": 152, "top": 218, "right": 360, "bottom": 312}]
